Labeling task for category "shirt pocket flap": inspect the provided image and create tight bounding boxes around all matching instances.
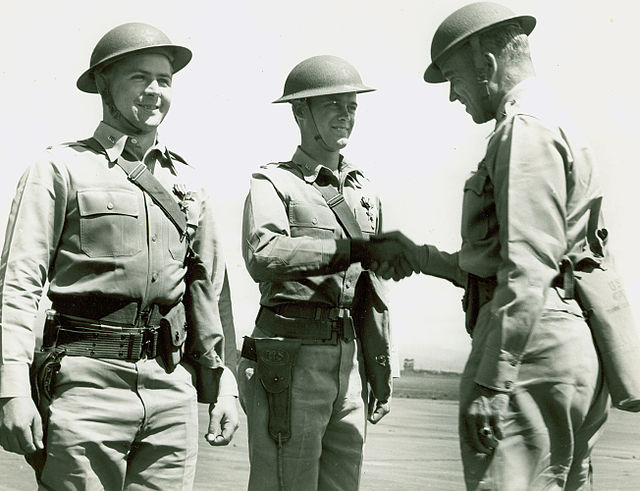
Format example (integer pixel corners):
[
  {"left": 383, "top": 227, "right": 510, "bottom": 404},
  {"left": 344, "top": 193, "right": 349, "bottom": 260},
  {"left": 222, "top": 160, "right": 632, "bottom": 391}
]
[
  {"left": 464, "top": 167, "right": 488, "bottom": 195},
  {"left": 77, "top": 190, "right": 139, "bottom": 217},
  {"left": 289, "top": 202, "right": 335, "bottom": 230}
]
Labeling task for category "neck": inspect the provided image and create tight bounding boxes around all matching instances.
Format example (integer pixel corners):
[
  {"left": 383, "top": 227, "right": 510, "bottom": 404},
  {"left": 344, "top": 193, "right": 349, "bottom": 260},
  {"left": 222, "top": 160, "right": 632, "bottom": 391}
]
[
  {"left": 492, "top": 61, "right": 536, "bottom": 116},
  {"left": 300, "top": 136, "right": 341, "bottom": 171}
]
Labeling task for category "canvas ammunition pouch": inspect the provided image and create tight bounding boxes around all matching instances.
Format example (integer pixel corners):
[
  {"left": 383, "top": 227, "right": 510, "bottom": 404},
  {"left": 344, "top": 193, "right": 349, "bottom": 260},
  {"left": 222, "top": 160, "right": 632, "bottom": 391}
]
[{"left": 242, "top": 336, "right": 302, "bottom": 443}]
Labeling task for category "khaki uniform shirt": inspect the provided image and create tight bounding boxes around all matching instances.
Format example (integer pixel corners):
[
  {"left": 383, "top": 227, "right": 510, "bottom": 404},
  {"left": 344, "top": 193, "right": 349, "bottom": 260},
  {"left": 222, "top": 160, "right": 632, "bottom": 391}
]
[
  {"left": 421, "top": 79, "right": 603, "bottom": 391},
  {"left": 242, "top": 146, "right": 382, "bottom": 309},
  {"left": 0, "top": 122, "right": 237, "bottom": 400}
]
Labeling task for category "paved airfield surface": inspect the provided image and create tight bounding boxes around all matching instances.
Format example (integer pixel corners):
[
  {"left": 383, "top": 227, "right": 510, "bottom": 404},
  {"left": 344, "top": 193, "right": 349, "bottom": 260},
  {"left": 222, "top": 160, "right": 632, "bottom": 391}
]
[{"left": 1, "top": 398, "right": 638, "bottom": 490}]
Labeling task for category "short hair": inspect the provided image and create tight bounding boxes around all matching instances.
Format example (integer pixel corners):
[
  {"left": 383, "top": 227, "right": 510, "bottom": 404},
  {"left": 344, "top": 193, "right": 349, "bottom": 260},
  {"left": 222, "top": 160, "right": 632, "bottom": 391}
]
[{"left": 475, "top": 21, "right": 531, "bottom": 64}]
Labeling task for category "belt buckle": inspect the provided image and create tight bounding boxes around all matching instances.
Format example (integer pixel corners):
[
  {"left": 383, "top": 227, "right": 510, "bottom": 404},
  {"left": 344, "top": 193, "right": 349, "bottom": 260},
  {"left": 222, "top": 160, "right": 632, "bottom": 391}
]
[{"left": 328, "top": 307, "right": 349, "bottom": 321}]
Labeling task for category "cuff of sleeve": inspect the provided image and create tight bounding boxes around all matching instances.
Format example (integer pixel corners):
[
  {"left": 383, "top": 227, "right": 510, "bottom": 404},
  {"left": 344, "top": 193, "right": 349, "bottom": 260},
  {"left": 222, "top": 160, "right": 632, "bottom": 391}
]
[
  {"left": 217, "top": 366, "right": 239, "bottom": 398},
  {"left": 0, "top": 363, "right": 31, "bottom": 398},
  {"left": 474, "top": 349, "right": 520, "bottom": 393},
  {"left": 420, "top": 245, "right": 430, "bottom": 273}
]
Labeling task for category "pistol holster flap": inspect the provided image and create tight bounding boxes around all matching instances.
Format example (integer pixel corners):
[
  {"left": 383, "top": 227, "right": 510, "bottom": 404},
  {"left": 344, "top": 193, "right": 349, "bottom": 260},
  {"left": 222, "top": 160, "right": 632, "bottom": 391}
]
[{"left": 254, "top": 337, "right": 302, "bottom": 442}]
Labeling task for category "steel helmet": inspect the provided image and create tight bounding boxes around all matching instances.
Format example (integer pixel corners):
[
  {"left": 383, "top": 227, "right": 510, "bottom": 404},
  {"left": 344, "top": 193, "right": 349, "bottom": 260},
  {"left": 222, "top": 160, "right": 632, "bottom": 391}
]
[
  {"left": 273, "top": 55, "right": 375, "bottom": 104},
  {"left": 77, "top": 22, "right": 192, "bottom": 94},
  {"left": 424, "top": 2, "right": 536, "bottom": 83}
]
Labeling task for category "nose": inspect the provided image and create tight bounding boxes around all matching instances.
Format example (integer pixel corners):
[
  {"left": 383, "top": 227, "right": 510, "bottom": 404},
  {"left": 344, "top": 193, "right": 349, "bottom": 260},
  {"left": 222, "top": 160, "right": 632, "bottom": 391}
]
[
  {"left": 337, "top": 104, "right": 351, "bottom": 120},
  {"left": 144, "top": 79, "right": 161, "bottom": 95},
  {"left": 448, "top": 83, "right": 457, "bottom": 103}
]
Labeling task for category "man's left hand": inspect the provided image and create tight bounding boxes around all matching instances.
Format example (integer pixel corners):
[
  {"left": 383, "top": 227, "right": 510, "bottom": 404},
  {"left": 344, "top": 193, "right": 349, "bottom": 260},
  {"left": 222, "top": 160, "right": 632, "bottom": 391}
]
[
  {"left": 463, "top": 384, "right": 509, "bottom": 455},
  {"left": 205, "top": 395, "right": 239, "bottom": 446},
  {"left": 367, "top": 398, "right": 391, "bottom": 424}
]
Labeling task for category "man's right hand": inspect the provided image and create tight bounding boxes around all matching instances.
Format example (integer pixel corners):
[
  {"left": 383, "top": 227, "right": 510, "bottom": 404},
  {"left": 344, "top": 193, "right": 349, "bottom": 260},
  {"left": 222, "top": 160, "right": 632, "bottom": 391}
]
[
  {"left": 351, "top": 237, "right": 421, "bottom": 280},
  {"left": 0, "top": 397, "right": 44, "bottom": 454}
]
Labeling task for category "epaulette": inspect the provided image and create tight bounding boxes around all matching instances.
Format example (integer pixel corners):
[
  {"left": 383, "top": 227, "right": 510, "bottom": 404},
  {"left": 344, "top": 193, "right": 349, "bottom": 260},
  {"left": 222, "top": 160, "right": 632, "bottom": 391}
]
[
  {"left": 47, "top": 140, "right": 92, "bottom": 151},
  {"left": 259, "top": 161, "right": 291, "bottom": 170}
]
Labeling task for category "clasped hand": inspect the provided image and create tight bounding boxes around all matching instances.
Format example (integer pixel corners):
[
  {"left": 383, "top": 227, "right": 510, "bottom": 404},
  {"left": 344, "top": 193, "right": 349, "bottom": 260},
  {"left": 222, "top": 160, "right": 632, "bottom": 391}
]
[{"left": 361, "top": 231, "right": 422, "bottom": 281}]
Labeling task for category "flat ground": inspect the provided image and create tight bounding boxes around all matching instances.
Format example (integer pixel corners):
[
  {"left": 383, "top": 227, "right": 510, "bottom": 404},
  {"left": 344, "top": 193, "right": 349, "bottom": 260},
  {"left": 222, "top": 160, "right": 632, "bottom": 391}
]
[{"left": 1, "top": 372, "right": 638, "bottom": 490}]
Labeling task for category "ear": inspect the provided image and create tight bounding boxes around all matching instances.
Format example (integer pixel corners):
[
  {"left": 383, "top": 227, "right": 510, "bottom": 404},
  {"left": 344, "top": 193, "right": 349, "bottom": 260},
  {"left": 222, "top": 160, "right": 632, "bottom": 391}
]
[
  {"left": 484, "top": 53, "right": 498, "bottom": 81},
  {"left": 291, "top": 101, "right": 308, "bottom": 123}
]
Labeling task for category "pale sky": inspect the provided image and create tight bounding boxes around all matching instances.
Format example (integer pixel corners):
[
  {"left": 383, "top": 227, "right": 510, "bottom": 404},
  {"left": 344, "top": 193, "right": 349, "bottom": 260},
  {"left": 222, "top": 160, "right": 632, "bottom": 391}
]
[{"left": 1, "top": 0, "right": 638, "bottom": 371}]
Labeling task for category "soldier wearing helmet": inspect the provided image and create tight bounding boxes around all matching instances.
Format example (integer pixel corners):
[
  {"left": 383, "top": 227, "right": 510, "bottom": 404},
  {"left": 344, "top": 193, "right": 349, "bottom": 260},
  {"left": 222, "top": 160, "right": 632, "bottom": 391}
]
[
  {"left": 0, "top": 22, "right": 239, "bottom": 489},
  {"left": 239, "top": 55, "right": 418, "bottom": 490},
  {"left": 376, "top": 2, "right": 611, "bottom": 489}
]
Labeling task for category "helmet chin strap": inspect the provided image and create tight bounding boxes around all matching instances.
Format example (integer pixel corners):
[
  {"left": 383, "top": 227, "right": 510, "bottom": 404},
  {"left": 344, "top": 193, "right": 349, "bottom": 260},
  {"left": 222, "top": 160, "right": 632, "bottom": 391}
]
[
  {"left": 97, "top": 75, "right": 144, "bottom": 136},
  {"left": 305, "top": 99, "right": 344, "bottom": 153}
]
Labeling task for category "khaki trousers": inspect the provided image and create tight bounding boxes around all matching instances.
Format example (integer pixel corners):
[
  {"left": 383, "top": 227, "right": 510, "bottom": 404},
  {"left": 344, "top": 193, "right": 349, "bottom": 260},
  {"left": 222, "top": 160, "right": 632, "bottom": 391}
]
[
  {"left": 238, "top": 326, "right": 368, "bottom": 491},
  {"left": 40, "top": 356, "right": 199, "bottom": 491},
  {"left": 460, "top": 289, "right": 609, "bottom": 491}
]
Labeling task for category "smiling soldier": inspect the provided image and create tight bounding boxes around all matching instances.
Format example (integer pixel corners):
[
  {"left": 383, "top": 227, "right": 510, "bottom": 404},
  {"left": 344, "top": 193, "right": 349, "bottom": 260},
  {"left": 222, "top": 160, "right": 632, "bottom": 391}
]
[
  {"left": 239, "top": 55, "right": 418, "bottom": 491},
  {"left": 0, "top": 22, "right": 239, "bottom": 490}
]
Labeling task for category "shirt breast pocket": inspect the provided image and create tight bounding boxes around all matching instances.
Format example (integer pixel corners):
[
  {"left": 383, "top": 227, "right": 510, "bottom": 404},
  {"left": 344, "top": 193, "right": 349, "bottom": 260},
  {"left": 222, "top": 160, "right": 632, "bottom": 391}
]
[
  {"left": 289, "top": 202, "right": 336, "bottom": 239},
  {"left": 461, "top": 166, "right": 493, "bottom": 242},
  {"left": 77, "top": 189, "right": 142, "bottom": 257}
]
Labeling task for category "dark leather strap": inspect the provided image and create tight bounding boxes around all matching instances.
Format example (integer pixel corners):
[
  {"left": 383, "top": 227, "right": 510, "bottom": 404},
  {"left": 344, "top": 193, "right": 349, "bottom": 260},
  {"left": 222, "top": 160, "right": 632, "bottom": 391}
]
[
  {"left": 312, "top": 182, "right": 364, "bottom": 239},
  {"left": 272, "top": 304, "right": 351, "bottom": 321},
  {"left": 51, "top": 296, "right": 164, "bottom": 326},
  {"left": 254, "top": 307, "right": 356, "bottom": 344}
]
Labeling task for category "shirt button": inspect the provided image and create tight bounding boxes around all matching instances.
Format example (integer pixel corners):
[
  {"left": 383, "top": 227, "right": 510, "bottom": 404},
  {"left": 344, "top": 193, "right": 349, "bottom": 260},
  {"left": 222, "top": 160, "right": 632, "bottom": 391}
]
[
  {"left": 131, "top": 138, "right": 138, "bottom": 144},
  {"left": 151, "top": 234, "right": 158, "bottom": 243},
  {"left": 504, "top": 380, "right": 513, "bottom": 390},
  {"left": 151, "top": 272, "right": 158, "bottom": 282},
  {"left": 345, "top": 282, "right": 351, "bottom": 289},
  {"left": 108, "top": 135, "right": 116, "bottom": 143},
  {"left": 510, "top": 359, "right": 518, "bottom": 367},
  {"left": 312, "top": 218, "right": 318, "bottom": 225},
  {"left": 191, "top": 350, "right": 201, "bottom": 360},
  {"left": 107, "top": 202, "right": 114, "bottom": 210}
]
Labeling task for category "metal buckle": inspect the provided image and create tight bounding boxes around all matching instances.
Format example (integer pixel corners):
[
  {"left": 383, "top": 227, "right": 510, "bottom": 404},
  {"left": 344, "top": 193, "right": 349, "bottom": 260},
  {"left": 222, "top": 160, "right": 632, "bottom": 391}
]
[
  {"left": 128, "top": 162, "right": 147, "bottom": 182},
  {"left": 142, "top": 328, "right": 159, "bottom": 359}
]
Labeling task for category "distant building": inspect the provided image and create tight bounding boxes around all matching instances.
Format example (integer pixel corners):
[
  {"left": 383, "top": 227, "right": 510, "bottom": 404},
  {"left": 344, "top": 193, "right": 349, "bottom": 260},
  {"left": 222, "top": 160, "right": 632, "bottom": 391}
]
[{"left": 403, "top": 358, "right": 415, "bottom": 372}]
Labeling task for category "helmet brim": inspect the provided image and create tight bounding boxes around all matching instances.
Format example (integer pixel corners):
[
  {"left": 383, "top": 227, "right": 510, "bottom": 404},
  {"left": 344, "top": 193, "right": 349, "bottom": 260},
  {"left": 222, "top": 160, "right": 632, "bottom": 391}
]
[
  {"left": 424, "top": 14, "right": 536, "bottom": 84},
  {"left": 77, "top": 44, "right": 192, "bottom": 93},
  {"left": 272, "top": 84, "right": 375, "bottom": 104}
]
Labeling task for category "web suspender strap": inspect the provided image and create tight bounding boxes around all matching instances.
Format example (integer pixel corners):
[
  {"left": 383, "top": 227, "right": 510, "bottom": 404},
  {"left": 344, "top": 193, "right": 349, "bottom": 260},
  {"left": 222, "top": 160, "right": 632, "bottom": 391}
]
[
  {"left": 79, "top": 137, "right": 188, "bottom": 238},
  {"left": 312, "top": 182, "right": 364, "bottom": 240}
]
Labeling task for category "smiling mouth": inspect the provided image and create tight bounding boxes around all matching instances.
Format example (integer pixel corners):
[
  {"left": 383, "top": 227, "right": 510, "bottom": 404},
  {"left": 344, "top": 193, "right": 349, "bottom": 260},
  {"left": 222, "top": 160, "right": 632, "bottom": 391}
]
[{"left": 137, "top": 103, "right": 159, "bottom": 111}]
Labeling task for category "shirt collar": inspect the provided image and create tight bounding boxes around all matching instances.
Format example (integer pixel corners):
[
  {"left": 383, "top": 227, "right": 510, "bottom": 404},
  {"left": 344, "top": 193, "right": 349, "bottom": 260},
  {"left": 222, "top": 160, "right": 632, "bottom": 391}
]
[
  {"left": 290, "top": 146, "right": 362, "bottom": 183},
  {"left": 92, "top": 122, "right": 174, "bottom": 170},
  {"left": 494, "top": 77, "right": 539, "bottom": 124}
]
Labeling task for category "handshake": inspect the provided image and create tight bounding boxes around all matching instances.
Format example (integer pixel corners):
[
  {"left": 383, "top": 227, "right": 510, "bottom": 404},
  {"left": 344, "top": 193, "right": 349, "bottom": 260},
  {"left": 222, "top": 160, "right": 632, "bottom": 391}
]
[{"left": 351, "top": 231, "right": 422, "bottom": 281}]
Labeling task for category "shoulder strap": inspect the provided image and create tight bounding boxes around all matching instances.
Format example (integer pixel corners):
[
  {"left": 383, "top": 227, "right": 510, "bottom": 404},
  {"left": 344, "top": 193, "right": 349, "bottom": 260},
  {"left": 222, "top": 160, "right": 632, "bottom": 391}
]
[
  {"left": 79, "top": 137, "right": 188, "bottom": 238},
  {"left": 312, "top": 181, "right": 364, "bottom": 239}
]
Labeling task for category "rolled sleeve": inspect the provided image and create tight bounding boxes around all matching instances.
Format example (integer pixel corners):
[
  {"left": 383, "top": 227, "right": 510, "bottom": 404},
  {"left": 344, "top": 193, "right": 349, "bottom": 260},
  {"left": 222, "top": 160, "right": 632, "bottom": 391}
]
[{"left": 475, "top": 116, "right": 569, "bottom": 391}]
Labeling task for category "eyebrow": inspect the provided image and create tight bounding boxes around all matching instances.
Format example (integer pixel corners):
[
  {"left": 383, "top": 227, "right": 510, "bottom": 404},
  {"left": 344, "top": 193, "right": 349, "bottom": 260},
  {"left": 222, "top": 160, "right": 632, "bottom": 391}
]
[{"left": 129, "top": 68, "right": 173, "bottom": 78}]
